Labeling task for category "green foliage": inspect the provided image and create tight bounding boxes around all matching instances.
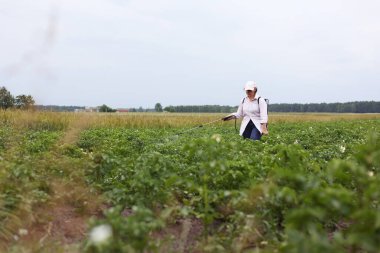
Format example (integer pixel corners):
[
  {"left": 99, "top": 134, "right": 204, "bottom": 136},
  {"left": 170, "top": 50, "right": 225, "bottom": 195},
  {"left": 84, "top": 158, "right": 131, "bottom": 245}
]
[
  {"left": 163, "top": 104, "right": 237, "bottom": 113},
  {"left": 0, "top": 87, "right": 14, "bottom": 110},
  {"left": 0, "top": 125, "right": 12, "bottom": 151},
  {"left": 270, "top": 101, "right": 380, "bottom": 113},
  {"left": 60, "top": 144, "right": 85, "bottom": 158},
  {"left": 163, "top": 102, "right": 380, "bottom": 113},
  {"left": 22, "top": 130, "right": 61, "bottom": 154},
  {"left": 154, "top": 103, "right": 163, "bottom": 112},
  {"left": 1, "top": 114, "right": 380, "bottom": 251},
  {"left": 98, "top": 104, "right": 116, "bottom": 113},
  {"left": 79, "top": 119, "right": 380, "bottom": 252},
  {"left": 0, "top": 86, "right": 36, "bottom": 110},
  {"left": 0, "top": 120, "right": 65, "bottom": 245},
  {"left": 15, "top": 95, "right": 35, "bottom": 110},
  {"left": 83, "top": 206, "right": 164, "bottom": 253}
]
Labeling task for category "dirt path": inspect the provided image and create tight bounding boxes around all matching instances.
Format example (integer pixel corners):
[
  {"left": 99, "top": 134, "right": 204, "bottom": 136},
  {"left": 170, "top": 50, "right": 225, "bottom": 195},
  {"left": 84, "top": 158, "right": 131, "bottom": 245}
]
[
  {"left": 58, "top": 114, "right": 96, "bottom": 145},
  {"left": 4, "top": 115, "right": 205, "bottom": 252},
  {"left": 7, "top": 115, "right": 105, "bottom": 252}
]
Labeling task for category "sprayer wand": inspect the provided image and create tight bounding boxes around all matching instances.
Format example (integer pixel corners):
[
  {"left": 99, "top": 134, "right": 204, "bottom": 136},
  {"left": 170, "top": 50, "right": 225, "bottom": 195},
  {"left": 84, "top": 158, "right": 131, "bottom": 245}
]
[{"left": 177, "top": 118, "right": 223, "bottom": 135}]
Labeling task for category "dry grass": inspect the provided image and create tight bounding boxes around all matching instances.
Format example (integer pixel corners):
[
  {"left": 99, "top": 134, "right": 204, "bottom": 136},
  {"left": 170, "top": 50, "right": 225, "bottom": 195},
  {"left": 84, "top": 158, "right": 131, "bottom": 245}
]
[
  {"left": 0, "top": 110, "right": 71, "bottom": 131},
  {"left": 2, "top": 111, "right": 379, "bottom": 131},
  {"left": 268, "top": 112, "right": 380, "bottom": 122}
]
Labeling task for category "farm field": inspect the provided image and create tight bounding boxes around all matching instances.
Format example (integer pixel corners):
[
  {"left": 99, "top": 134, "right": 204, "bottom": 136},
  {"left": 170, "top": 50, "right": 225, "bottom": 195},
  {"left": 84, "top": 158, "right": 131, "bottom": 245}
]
[{"left": 1, "top": 111, "right": 380, "bottom": 253}]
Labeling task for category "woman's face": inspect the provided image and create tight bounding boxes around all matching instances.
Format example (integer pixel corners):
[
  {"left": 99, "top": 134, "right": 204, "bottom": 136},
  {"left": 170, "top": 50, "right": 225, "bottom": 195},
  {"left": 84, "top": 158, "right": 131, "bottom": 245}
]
[{"left": 246, "top": 89, "right": 254, "bottom": 98}]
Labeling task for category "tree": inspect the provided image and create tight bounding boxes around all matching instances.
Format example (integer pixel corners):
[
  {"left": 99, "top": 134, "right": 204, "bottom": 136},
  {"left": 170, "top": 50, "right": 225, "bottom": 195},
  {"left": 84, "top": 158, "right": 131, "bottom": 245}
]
[
  {"left": 15, "top": 95, "right": 35, "bottom": 110},
  {"left": 0, "top": 86, "right": 14, "bottom": 110},
  {"left": 155, "top": 103, "right": 163, "bottom": 112},
  {"left": 99, "top": 104, "right": 116, "bottom": 112},
  {"left": 163, "top": 106, "right": 176, "bottom": 112}
]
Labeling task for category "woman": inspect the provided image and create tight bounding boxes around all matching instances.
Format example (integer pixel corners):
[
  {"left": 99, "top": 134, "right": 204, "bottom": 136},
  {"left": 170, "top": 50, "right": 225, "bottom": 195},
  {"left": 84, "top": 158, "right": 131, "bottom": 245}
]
[{"left": 223, "top": 81, "right": 268, "bottom": 141}]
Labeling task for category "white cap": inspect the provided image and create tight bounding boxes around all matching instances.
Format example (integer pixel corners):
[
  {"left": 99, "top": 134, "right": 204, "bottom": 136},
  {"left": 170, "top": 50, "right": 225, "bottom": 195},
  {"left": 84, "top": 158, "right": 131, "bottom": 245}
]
[{"left": 244, "top": 81, "right": 257, "bottom": 91}]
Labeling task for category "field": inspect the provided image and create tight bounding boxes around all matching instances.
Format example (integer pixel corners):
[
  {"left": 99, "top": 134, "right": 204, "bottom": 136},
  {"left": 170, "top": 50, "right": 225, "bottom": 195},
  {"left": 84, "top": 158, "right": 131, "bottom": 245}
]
[{"left": 0, "top": 111, "right": 380, "bottom": 253}]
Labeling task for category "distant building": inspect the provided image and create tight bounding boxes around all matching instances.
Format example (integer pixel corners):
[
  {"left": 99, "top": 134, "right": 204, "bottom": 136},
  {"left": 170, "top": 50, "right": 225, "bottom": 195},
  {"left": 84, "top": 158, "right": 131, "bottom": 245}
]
[
  {"left": 116, "top": 109, "right": 129, "bottom": 113},
  {"left": 86, "top": 107, "right": 99, "bottom": 112},
  {"left": 74, "top": 107, "right": 99, "bottom": 113}
]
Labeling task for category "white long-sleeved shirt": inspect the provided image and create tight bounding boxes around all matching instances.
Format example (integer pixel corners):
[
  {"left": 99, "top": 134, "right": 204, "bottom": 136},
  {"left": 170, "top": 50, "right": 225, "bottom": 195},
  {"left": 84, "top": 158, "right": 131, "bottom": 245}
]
[{"left": 232, "top": 94, "right": 268, "bottom": 136}]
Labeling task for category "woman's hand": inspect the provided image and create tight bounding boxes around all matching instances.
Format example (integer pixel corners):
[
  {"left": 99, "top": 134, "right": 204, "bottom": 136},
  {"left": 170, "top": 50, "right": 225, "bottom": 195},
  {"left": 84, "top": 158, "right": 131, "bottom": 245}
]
[
  {"left": 222, "top": 115, "right": 236, "bottom": 121},
  {"left": 261, "top": 123, "right": 269, "bottom": 135}
]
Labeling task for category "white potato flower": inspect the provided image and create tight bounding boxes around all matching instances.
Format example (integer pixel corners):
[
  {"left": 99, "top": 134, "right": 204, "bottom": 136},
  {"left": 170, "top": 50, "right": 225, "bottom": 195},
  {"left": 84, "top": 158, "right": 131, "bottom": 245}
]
[
  {"left": 18, "top": 229, "right": 28, "bottom": 236},
  {"left": 212, "top": 134, "right": 221, "bottom": 143},
  {"left": 89, "top": 224, "right": 112, "bottom": 244}
]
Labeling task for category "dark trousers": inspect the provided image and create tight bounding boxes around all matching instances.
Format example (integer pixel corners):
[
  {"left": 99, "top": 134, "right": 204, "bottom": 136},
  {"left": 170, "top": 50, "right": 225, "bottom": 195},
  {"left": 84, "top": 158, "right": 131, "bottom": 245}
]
[{"left": 242, "top": 120, "right": 261, "bottom": 141}]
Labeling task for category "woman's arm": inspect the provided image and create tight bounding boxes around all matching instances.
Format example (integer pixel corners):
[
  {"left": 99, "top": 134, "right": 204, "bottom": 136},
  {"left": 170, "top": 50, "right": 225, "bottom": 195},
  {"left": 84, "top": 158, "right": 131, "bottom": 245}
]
[
  {"left": 233, "top": 99, "right": 244, "bottom": 119},
  {"left": 222, "top": 99, "right": 244, "bottom": 121}
]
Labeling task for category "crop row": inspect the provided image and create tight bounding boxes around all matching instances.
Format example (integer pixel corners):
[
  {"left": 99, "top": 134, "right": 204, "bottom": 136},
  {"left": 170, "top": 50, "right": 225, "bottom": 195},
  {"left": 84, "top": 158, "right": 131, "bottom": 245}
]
[{"left": 79, "top": 120, "right": 380, "bottom": 252}]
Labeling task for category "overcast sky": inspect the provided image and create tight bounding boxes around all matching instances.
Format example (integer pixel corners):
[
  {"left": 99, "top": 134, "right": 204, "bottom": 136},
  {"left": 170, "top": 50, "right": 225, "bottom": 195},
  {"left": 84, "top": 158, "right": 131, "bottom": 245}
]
[{"left": 1, "top": 0, "right": 379, "bottom": 108}]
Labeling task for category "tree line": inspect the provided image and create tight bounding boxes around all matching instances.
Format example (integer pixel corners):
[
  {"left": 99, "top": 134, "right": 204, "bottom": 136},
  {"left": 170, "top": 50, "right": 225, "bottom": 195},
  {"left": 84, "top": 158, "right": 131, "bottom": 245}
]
[
  {"left": 163, "top": 105, "right": 236, "bottom": 113},
  {"left": 36, "top": 105, "right": 85, "bottom": 112},
  {"left": 2, "top": 85, "right": 379, "bottom": 113},
  {"left": 0, "top": 86, "right": 35, "bottom": 110},
  {"left": 269, "top": 101, "right": 380, "bottom": 113},
  {"left": 162, "top": 101, "right": 380, "bottom": 113}
]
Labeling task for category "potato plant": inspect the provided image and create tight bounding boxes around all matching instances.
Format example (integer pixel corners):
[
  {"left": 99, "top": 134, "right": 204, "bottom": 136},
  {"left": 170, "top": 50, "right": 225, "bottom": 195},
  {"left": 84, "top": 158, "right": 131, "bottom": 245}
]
[
  {"left": 80, "top": 120, "right": 380, "bottom": 252},
  {"left": 1, "top": 111, "right": 379, "bottom": 252}
]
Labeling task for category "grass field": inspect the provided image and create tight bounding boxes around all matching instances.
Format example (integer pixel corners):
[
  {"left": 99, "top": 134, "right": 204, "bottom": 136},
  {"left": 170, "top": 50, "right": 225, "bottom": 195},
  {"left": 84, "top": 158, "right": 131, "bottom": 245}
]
[{"left": 1, "top": 111, "right": 379, "bottom": 253}]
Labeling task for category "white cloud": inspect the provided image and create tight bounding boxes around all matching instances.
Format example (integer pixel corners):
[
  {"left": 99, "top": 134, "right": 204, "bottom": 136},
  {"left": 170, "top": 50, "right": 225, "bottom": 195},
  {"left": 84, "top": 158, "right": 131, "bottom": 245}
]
[{"left": 1, "top": 0, "right": 379, "bottom": 106}]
